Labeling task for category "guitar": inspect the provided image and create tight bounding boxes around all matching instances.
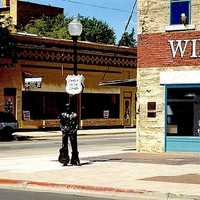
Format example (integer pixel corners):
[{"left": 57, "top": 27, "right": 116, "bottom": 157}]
[{"left": 58, "top": 147, "right": 69, "bottom": 164}]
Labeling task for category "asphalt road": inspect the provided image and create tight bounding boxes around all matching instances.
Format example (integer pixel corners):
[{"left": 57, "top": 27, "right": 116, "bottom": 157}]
[
  {"left": 0, "top": 133, "right": 136, "bottom": 158},
  {"left": 0, "top": 189, "right": 123, "bottom": 200}
]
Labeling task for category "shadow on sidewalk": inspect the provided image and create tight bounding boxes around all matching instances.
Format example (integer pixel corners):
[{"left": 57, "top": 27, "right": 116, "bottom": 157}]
[
  {"left": 0, "top": 135, "right": 33, "bottom": 142},
  {"left": 85, "top": 152, "right": 200, "bottom": 165},
  {"left": 0, "top": 134, "right": 52, "bottom": 142}
]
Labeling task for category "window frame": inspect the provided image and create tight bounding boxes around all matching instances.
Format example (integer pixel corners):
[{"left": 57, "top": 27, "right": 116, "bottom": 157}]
[{"left": 170, "top": 0, "right": 191, "bottom": 25}]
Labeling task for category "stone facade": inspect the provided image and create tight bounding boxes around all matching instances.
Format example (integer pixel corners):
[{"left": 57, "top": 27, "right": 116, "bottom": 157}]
[
  {"left": 136, "top": 67, "right": 165, "bottom": 152},
  {"left": 137, "top": 65, "right": 200, "bottom": 152},
  {"left": 137, "top": 0, "right": 200, "bottom": 152},
  {"left": 138, "top": 0, "right": 200, "bottom": 34}
]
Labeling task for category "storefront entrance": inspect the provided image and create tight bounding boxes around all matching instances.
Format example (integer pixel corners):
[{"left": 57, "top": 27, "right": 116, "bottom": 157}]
[{"left": 166, "top": 86, "right": 200, "bottom": 152}]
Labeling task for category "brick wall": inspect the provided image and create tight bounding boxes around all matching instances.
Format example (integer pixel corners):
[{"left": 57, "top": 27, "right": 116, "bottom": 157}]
[
  {"left": 17, "top": 1, "right": 64, "bottom": 27},
  {"left": 138, "top": 31, "right": 200, "bottom": 68}
]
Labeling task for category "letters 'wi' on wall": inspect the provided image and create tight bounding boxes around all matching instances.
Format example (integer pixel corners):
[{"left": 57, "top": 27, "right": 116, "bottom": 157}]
[{"left": 138, "top": 31, "right": 200, "bottom": 68}]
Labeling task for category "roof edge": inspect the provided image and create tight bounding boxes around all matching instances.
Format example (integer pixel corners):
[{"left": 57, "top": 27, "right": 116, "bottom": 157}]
[{"left": 12, "top": 32, "right": 137, "bottom": 54}]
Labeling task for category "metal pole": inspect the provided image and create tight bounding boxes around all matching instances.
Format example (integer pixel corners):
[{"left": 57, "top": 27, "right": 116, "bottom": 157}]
[
  {"left": 73, "top": 36, "right": 78, "bottom": 75},
  {"left": 72, "top": 36, "right": 80, "bottom": 127}
]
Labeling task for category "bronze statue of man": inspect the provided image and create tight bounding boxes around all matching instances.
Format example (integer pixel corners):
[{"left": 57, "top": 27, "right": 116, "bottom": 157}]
[{"left": 58, "top": 104, "right": 80, "bottom": 166}]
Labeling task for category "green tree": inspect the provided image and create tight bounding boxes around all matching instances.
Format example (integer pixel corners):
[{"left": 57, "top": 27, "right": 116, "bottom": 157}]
[
  {"left": 0, "top": 15, "right": 16, "bottom": 64},
  {"left": 21, "top": 15, "right": 116, "bottom": 44},
  {"left": 23, "top": 14, "right": 71, "bottom": 39},
  {"left": 79, "top": 16, "right": 115, "bottom": 44},
  {"left": 118, "top": 28, "right": 136, "bottom": 47}
]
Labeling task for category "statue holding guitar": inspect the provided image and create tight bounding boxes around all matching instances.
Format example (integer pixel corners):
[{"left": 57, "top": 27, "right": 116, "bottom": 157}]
[{"left": 58, "top": 104, "right": 80, "bottom": 166}]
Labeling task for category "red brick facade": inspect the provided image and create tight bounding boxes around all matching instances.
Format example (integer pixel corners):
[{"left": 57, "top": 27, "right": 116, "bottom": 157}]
[
  {"left": 17, "top": 1, "right": 63, "bottom": 27},
  {"left": 138, "top": 31, "right": 200, "bottom": 68}
]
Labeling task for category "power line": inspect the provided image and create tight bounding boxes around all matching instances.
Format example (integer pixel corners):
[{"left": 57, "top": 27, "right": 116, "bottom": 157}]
[
  {"left": 101, "top": 0, "right": 137, "bottom": 82},
  {"left": 124, "top": 0, "right": 137, "bottom": 33},
  {"left": 66, "top": 0, "right": 130, "bottom": 13},
  {"left": 118, "top": 0, "right": 137, "bottom": 46}
]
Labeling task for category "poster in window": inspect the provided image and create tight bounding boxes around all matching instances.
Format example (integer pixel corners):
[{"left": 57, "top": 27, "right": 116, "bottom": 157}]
[
  {"left": 23, "top": 111, "right": 30, "bottom": 121},
  {"left": 103, "top": 110, "right": 109, "bottom": 119}
]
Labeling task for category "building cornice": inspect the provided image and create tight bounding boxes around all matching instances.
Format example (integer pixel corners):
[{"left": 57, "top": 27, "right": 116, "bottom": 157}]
[
  {"left": 12, "top": 33, "right": 137, "bottom": 55},
  {"left": 12, "top": 33, "right": 137, "bottom": 68}
]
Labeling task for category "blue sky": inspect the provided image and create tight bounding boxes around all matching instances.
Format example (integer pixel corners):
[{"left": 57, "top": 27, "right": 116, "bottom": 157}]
[{"left": 0, "top": 0, "right": 137, "bottom": 42}]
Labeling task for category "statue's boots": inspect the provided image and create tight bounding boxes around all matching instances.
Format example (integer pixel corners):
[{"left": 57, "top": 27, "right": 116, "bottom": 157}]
[
  {"left": 70, "top": 152, "right": 81, "bottom": 166},
  {"left": 63, "top": 160, "right": 70, "bottom": 166}
]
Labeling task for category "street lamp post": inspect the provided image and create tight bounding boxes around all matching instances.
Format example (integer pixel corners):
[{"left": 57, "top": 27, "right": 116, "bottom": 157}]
[
  {"left": 57, "top": 18, "right": 83, "bottom": 166},
  {"left": 68, "top": 18, "right": 83, "bottom": 126}
]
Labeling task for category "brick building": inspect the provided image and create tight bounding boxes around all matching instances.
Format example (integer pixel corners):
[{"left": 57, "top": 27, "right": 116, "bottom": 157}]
[
  {"left": 0, "top": 1, "right": 137, "bottom": 129},
  {"left": 137, "top": 0, "right": 200, "bottom": 152},
  {"left": 0, "top": 0, "right": 63, "bottom": 27},
  {"left": 0, "top": 33, "right": 137, "bottom": 129}
]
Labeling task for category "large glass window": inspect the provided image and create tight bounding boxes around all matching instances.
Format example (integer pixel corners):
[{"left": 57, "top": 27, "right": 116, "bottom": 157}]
[
  {"left": 22, "top": 92, "right": 68, "bottom": 119},
  {"left": 170, "top": 0, "right": 190, "bottom": 25},
  {"left": 167, "top": 88, "right": 200, "bottom": 137},
  {"left": 81, "top": 93, "right": 120, "bottom": 119},
  {"left": 23, "top": 92, "right": 120, "bottom": 120}
]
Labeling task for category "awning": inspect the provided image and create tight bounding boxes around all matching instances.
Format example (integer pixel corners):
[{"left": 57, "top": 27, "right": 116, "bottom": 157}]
[{"left": 99, "top": 79, "right": 136, "bottom": 87}]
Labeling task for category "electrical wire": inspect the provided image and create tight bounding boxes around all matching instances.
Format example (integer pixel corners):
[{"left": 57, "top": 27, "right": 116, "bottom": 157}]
[
  {"left": 118, "top": 0, "right": 137, "bottom": 47},
  {"left": 66, "top": 0, "right": 200, "bottom": 13},
  {"left": 66, "top": 0, "right": 130, "bottom": 13},
  {"left": 101, "top": 0, "right": 137, "bottom": 81},
  {"left": 123, "top": 0, "right": 137, "bottom": 33}
]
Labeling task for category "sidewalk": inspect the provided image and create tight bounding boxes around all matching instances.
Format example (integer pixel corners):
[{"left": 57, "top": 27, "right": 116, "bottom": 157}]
[
  {"left": 13, "top": 128, "right": 136, "bottom": 138},
  {"left": 0, "top": 152, "right": 200, "bottom": 199},
  {"left": 1, "top": 129, "right": 200, "bottom": 200}
]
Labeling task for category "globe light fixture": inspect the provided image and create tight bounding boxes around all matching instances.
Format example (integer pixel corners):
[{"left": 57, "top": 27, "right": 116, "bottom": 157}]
[{"left": 68, "top": 18, "right": 83, "bottom": 37}]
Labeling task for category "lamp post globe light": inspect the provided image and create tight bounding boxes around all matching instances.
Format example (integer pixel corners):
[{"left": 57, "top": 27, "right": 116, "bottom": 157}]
[{"left": 68, "top": 18, "right": 83, "bottom": 37}]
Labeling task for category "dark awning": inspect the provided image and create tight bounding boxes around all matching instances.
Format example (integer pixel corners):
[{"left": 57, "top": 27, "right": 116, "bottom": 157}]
[{"left": 99, "top": 79, "right": 136, "bottom": 87}]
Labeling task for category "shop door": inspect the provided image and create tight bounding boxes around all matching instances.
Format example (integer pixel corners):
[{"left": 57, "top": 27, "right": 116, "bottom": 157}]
[{"left": 123, "top": 98, "right": 131, "bottom": 127}]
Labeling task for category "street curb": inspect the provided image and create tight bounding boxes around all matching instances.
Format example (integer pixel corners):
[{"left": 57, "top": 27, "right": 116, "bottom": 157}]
[
  {"left": 0, "top": 178, "right": 146, "bottom": 194},
  {"left": 0, "top": 178, "right": 199, "bottom": 200}
]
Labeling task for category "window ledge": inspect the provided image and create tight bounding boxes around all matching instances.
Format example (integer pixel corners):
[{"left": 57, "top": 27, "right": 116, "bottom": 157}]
[{"left": 165, "top": 24, "right": 195, "bottom": 32}]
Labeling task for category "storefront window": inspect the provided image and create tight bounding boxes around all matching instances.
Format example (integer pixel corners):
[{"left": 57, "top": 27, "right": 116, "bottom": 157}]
[
  {"left": 170, "top": 0, "right": 190, "bottom": 25},
  {"left": 22, "top": 91, "right": 68, "bottom": 119},
  {"left": 167, "top": 87, "right": 200, "bottom": 137},
  {"left": 81, "top": 93, "right": 120, "bottom": 119},
  {"left": 23, "top": 92, "right": 120, "bottom": 120}
]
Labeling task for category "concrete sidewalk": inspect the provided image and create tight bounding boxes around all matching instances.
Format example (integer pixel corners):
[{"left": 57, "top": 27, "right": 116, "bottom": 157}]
[
  {"left": 13, "top": 128, "right": 136, "bottom": 138},
  {"left": 0, "top": 147, "right": 200, "bottom": 199}
]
